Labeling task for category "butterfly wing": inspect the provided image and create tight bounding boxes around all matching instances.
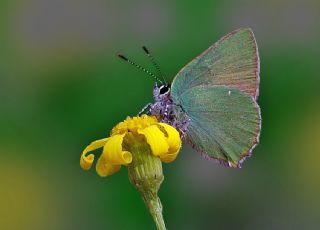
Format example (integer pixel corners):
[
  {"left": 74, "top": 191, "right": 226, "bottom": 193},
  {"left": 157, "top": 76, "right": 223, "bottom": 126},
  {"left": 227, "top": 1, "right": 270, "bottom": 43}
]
[
  {"left": 170, "top": 28, "right": 261, "bottom": 167},
  {"left": 178, "top": 86, "right": 260, "bottom": 167},
  {"left": 172, "top": 28, "right": 259, "bottom": 99}
]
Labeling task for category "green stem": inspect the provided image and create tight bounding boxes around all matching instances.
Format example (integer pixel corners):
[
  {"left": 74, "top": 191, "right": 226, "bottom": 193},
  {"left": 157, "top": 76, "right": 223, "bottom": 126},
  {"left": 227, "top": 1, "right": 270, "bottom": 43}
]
[
  {"left": 141, "top": 191, "right": 166, "bottom": 230},
  {"left": 126, "top": 136, "right": 166, "bottom": 230}
]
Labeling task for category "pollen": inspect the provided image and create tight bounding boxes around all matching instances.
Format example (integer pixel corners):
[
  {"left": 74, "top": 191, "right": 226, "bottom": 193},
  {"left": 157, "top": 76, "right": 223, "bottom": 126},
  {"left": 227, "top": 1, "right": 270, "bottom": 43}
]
[{"left": 111, "top": 115, "right": 158, "bottom": 135}]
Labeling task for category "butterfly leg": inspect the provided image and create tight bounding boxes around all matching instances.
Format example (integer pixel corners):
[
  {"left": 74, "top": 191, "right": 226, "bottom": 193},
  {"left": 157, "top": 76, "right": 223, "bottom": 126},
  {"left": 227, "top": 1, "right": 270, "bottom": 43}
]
[{"left": 138, "top": 103, "right": 153, "bottom": 116}]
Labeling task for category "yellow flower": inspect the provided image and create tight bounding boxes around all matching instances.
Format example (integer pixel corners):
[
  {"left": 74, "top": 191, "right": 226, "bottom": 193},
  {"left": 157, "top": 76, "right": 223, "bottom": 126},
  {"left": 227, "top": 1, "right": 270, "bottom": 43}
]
[{"left": 80, "top": 115, "right": 182, "bottom": 177}]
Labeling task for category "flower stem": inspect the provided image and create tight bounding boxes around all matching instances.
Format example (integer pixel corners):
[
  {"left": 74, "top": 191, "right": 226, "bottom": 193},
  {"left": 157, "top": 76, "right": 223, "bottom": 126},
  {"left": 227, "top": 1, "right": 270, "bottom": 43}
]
[
  {"left": 141, "top": 190, "right": 166, "bottom": 230},
  {"left": 126, "top": 136, "right": 166, "bottom": 230}
]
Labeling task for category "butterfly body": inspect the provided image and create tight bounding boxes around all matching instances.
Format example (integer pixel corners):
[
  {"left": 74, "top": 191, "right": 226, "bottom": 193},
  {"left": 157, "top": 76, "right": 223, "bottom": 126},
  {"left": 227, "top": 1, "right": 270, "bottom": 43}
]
[
  {"left": 151, "top": 84, "right": 190, "bottom": 137},
  {"left": 148, "top": 28, "right": 261, "bottom": 168}
]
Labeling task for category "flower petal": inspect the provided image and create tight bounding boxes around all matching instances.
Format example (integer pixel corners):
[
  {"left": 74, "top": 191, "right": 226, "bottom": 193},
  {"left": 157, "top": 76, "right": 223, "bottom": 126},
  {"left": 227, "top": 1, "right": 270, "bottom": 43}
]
[
  {"left": 158, "top": 123, "right": 182, "bottom": 163},
  {"left": 80, "top": 138, "right": 108, "bottom": 170},
  {"left": 96, "top": 157, "right": 121, "bottom": 177},
  {"left": 101, "top": 134, "right": 132, "bottom": 165},
  {"left": 138, "top": 125, "right": 169, "bottom": 157}
]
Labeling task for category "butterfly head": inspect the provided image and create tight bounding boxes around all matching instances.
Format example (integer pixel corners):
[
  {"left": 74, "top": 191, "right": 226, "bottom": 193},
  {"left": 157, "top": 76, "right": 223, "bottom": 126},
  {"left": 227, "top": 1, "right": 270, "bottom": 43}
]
[{"left": 153, "top": 83, "right": 171, "bottom": 101}]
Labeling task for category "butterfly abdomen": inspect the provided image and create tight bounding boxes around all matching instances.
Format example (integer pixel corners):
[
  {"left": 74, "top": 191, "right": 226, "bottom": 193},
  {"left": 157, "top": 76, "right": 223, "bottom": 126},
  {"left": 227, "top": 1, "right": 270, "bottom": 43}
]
[{"left": 150, "top": 100, "right": 190, "bottom": 138}]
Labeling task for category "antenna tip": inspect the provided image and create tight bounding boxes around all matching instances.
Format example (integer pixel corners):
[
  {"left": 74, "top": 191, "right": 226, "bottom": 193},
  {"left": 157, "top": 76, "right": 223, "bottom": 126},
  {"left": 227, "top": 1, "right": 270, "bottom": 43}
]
[
  {"left": 117, "top": 54, "right": 128, "bottom": 61},
  {"left": 142, "top": 46, "right": 150, "bottom": 54}
]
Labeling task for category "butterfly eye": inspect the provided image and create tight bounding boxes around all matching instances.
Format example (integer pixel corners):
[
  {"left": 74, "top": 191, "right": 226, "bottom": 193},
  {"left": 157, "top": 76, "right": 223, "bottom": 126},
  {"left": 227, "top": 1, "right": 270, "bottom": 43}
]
[{"left": 159, "top": 85, "right": 170, "bottom": 95}]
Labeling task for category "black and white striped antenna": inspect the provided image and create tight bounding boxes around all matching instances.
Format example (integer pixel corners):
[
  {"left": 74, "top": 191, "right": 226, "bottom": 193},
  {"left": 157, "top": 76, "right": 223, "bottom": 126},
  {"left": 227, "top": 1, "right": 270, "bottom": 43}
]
[
  {"left": 142, "top": 46, "right": 167, "bottom": 84},
  {"left": 117, "top": 54, "right": 163, "bottom": 84}
]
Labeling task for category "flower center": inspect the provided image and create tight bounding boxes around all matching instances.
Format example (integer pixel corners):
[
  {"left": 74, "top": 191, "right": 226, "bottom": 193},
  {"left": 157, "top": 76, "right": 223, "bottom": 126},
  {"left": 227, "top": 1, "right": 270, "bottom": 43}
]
[{"left": 112, "top": 115, "right": 158, "bottom": 135}]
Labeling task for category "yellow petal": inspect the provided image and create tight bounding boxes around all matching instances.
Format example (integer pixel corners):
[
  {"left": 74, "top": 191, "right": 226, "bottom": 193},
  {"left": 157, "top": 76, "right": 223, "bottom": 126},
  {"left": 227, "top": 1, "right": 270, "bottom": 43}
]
[
  {"left": 138, "top": 125, "right": 169, "bottom": 157},
  {"left": 96, "top": 157, "right": 121, "bottom": 177},
  {"left": 80, "top": 138, "right": 108, "bottom": 170},
  {"left": 101, "top": 134, "right": 132, "bottom": 165},
  {"left": 158, "top": 123, "right": 182, "bottom": 163}
]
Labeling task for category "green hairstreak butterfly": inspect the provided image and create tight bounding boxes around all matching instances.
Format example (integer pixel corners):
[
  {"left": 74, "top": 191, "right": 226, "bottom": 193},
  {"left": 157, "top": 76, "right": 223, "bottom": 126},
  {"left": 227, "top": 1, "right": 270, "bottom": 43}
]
[{"left": 120, "top": 28, "right": 261, "bottom": 168}]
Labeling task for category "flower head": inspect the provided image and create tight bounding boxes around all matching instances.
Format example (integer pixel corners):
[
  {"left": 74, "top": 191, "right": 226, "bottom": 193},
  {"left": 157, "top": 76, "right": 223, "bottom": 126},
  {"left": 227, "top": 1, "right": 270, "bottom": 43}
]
[{"left": 80, "top": 115, "right": 181, "bottom": 177}]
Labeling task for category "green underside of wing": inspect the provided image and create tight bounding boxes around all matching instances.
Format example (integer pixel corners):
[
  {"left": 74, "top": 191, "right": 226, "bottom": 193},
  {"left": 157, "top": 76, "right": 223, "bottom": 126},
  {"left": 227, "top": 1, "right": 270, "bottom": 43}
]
[
  {"left": 177, "top": 85, "right": 260, "bottom": 167},
  {"left": 171, "top": 28, "right": 259, "bottom": 100}
]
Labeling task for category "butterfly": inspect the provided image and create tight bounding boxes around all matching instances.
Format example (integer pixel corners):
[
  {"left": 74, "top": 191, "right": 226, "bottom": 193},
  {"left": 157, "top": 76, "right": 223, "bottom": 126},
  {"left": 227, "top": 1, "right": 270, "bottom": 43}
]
[{"left": 119, "top": 28, "right": 261, "bottom": 168}]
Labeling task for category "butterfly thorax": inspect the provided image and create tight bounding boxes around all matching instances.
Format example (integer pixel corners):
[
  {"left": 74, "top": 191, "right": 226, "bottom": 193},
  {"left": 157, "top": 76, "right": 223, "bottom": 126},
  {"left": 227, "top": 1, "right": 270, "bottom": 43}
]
[{"left": 150, "top": 84, "right": 190, "bottom": 138}]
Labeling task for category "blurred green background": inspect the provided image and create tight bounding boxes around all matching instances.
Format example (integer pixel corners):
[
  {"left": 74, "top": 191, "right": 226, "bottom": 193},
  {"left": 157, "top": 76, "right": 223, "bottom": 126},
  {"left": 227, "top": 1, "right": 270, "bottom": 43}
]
[{"left": 1, "top": 0, "right": 319, "bottom": 229}]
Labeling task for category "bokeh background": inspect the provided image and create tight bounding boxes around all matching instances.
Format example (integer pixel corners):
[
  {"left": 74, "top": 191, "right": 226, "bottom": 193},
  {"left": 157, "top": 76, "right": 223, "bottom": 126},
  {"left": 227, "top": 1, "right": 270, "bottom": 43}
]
[{"left": 1, "top": 0, "right": 319, "bottom": 229}]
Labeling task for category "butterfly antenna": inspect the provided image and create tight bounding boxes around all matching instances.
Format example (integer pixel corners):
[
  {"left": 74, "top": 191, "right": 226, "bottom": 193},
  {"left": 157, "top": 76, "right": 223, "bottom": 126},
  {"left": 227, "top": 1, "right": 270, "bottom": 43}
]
[
  {"left": 118, "top": 54, "right": 163, "bottom": 84},
  {"left": 142, "top": 46, "right": 167, "bottom": 84}
]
